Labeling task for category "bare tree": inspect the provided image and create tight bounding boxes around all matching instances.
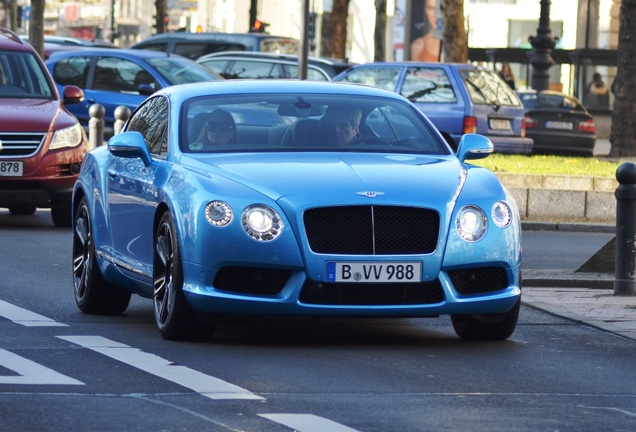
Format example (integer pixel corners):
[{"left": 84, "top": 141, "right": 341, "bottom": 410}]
[
  {"left": 440, "top": 0, "right": 468, "bottom": 63},
  {"left": 320, "top": 0, "right": 350, "bottom": 58},
  {"left": 28, "top": 0, "right": 45, "bottom": 59},
  {"left": 610, "top": 0, "right": 636, "bottom": 158},
  {"left": 374, "top": 0, "right": 387, "bottom": 61}
]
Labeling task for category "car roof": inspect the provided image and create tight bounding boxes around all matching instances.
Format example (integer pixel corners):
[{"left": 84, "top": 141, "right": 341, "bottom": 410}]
[
  {"left": 0, "top": 28, "right": 36, "bottom": 52},
  {"left": 157, "top": 79, "right": 406, "bottom": 100},
  {"left": 198, "top": 50, "right": 352, "bottom": 66},
  {"left": 133, "top": 32, "right": 296, "bottom": 43},
  {"left": 45, "top": 47, "right": 188, "bottom": 61},
  {"left": 344, "top": 62, "right": 482, "bottom": 70}
]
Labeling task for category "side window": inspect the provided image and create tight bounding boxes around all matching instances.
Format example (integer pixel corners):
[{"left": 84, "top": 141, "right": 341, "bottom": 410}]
[
  {"left": 401, "top": 67, "right": 457, "bottom": 103},
  {"left": 126, "top": 96, "right": 169, "bottom": 157},
  {"left": 229, "top": 60, "right": 280, "bottom": 79},
  {"left": 92, "top": 56, "right": 145, "bottom": 93},
  {"left": 199, "top": 59, "right": 230, "bottom": 75},
  {"left": 53, "top": 56, "right": 89, "bottom": 87},
  {"left": 284, "top": 64, "right": 329, "bottom": 81},
  {"left": 339, "top": 67, "right": 400, "bottom": 91}
]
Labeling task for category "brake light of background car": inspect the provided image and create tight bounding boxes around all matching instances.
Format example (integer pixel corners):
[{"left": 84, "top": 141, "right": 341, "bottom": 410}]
[
  {"left": 521, "top": 116, "right": 527, "bottom": 137},
  {"left": 578, "top": 119, "right": 596, "bottom": 134},
  {"left": 524, "top": 115, "right": 539, "bottom": 130},
  {"left": 463, "top": 116, "right": 477, "bottom": 134}
]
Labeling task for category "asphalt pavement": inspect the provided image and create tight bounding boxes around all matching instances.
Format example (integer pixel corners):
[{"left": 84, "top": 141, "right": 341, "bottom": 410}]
[{"left": 522, "top": 220, "right": 636, "bottom": 342}]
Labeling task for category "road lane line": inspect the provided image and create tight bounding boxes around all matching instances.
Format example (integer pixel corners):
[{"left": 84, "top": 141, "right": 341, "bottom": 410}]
[
  {"left": 57, "top": 335, "right": 263, "bottom": 400},
  {"left": 0, "top": 349, "right": 84, "bottom": 385},
  {"left": 0, "top": 299, "right": 67, "bottom": 327},
  {"left": 259, "top": 414, "right": 361, "bottom": 432}
]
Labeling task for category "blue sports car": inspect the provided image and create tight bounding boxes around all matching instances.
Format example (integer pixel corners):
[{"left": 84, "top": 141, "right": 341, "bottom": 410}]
[{"left": 72, "top": 80, "right": 522, "bottom": 341}]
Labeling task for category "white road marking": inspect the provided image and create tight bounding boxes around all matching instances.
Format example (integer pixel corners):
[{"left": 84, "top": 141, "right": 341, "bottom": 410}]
[
  {"left": 0, "top": 349, "right": 84, "bottom": 385},
  {"left": 259, "top": 414, "right": 361, "bottom": 432},
  {"left": 57, "top": 335, "right": 263, "bottom": 400},
  {"left": 0, "top": 299, "right": 66, "bottom": 327}
]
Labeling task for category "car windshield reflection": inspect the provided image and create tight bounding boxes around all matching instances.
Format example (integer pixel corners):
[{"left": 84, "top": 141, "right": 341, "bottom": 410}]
[{"left": 181, "top": 94, "right": 448, "bottom": 155}]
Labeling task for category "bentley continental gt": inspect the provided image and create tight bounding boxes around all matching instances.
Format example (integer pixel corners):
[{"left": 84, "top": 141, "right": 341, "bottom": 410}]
[{"left": 71, "top": 80, "right": 522, "bottom": 341}]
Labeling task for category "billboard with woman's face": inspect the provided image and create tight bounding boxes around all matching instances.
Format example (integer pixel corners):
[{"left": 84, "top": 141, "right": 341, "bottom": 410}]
[{"left": 393, "top": 0, "right": 441, "bottom": 62}]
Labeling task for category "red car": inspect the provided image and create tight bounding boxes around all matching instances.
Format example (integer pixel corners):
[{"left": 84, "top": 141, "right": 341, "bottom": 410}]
[{"left": 0, "top": 28, "right": 88, "bottom": 227}]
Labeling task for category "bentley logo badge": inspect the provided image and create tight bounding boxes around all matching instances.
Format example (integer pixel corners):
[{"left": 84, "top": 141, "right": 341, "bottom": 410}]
[{"left": 356, "top": 191, "right": 385, "bottom": 198}]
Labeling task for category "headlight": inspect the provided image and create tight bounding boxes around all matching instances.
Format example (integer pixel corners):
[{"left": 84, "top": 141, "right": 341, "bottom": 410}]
[
  {"left": 242, "top": 205, "right": 284, "bottom": 241},
  {"left": 492, "top": 201, "right": 512, "bottom": 228},
  {"left": 205, "top": 201, "right": 233, "bottom": 227},
  {"left": 456, "top": 205, "right": 487, "bottom": 242},
  {"left": 50, "top": 123, "right": 84, "bottom": 150}
]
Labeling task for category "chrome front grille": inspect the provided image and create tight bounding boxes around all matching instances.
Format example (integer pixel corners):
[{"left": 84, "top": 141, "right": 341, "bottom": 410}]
[
  {"left": 303, "top": 205, "right": 440, "bottom": 255},
  {"left": 0, "top": 133, "right": 46, "bottom": 157}
]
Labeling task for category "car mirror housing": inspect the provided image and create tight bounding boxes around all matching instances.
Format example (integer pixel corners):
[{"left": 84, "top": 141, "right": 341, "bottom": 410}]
[
  {"left": 456, "top": 133, "right": 494, "bottom": 163},
  {"left": 107, "top": 131, "right": 153, "bottom": 167},
  {"left": 62, "top": 85, "right": 85, "bottom": 105}
]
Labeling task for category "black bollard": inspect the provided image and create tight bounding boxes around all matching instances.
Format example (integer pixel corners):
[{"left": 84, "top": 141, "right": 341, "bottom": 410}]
[{"left": 614, "top": 162, "right": 636, "bottom": 296}]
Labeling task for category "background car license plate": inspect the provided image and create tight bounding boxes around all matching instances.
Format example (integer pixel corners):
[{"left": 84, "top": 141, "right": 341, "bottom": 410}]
[
  {"left": 545, "top": 121, "right": 573, "bottom": 130},
  {"left": 0, "top": 161, "right": 23, "bottom": 176},
  {"left": 326, "top": 261, "right": 422, "bottom": 283},
  {"left": 489, "top": 119, "right": 511, "bottom": 130}
]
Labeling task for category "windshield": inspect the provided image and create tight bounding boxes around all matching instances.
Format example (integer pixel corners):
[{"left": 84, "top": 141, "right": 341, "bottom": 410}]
[
  {"left": 147, "top": 57, "right": 221, "bottom": 85},
  {"left": 181, "top": 94, "right": 448, "bottom": 155},
  {"left": 0, "top": 50, "right": 55, "bottom": 99},
  {"left": 460, "top": 69, "right": 521, "bottom": 107}
]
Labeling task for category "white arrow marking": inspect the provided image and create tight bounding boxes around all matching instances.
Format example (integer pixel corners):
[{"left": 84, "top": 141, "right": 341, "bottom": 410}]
[
  {"left": 259, "top": 414, "right": 361, "bottom": 432},
  {"left": 0, "top": 299, "right": 66, "bottom": 327},
  {"left": 0, "top": 349, "right": 84, "bottom": 385},
  {"left": 58, "top": 335, "right": 263, "bottom": 400}
]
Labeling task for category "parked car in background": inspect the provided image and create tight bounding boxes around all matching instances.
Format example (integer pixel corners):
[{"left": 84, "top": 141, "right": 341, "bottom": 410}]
[
  {"left": 130, "top": 32, "right": 299, "bottom": 60},
  {"left": 72, "top": 80, "right": 521, "bottom": 342},
  {"left": 333, "top": 62, "right": 533, "bottom": 154},
  {"left": 45, "top": 48, "right": 222, "bottom": 134},
  {"left": 197, "top": 51, "right": 353, "bottom": 80},
  {"left": 516, "top": 89, "right": 597, "bottom": 156},
  {"left": 0, "top": 28, "right": 88, "bottom": 227}
]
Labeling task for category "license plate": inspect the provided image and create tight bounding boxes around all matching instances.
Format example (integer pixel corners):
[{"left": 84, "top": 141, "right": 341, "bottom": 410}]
[
  {"left": 545, "top": 120, "right": 573, "bottom": 130},
  {"left": 326, "top": 261, "right": 422, "bottom": 283},
  {"left": 0, "top": 161, "right": 23, "bottom": 176},
  {"left": 489, "top": 119, "right": 511, "bottom": 130}
]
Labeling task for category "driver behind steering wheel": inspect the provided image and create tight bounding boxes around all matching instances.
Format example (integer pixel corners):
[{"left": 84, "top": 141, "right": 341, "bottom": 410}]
[{"left": 321, "top": 105, "right": 362, "bottom": 146}]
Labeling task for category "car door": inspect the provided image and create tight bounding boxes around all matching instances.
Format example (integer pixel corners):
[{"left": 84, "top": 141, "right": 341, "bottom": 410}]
[
  {"left": 107, "top": 96, "right": 168, "bottom": 285},
  {"left": 80, "top": 55, "right": 158, "bottom": 129}
]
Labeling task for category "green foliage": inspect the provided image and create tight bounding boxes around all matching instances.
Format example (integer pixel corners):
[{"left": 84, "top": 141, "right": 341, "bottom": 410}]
[{"left": 472, "top": 154, "right": 622, "bottom": 177}]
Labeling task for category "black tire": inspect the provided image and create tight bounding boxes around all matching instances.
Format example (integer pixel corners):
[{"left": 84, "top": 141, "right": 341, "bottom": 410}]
[
  {"left": 451, "top": 298, "right": 520, "bottom": 341},
  {"left": 51, "top": 204, "right": 72, "bottom": 227},
  {"left": 72, "top": 197, "right": 131, "bottom": 314},
  {"left": 153, "top": 211, "right": 214, "bottom": 341},
  {"left": 8, "top": 204, "right": 37, "bottom": 215}
]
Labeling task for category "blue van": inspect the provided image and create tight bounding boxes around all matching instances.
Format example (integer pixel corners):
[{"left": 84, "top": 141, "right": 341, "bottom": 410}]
[
  {"left": 333, "top": 62, "right": 533, "bottom": 154},
  {"left": 130, "top": 32, "right": 299, "bottom": 60}
]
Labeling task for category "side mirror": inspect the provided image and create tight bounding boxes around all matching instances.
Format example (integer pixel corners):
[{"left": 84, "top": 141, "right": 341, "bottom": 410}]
[
  {"left": 62, "top": 85, "right": 84, "bottom": 105},
  {"left": 107, "top": 131, "right": 153, "bottom": 167},
  {"left": 456, "top": 133, "right": 493, "bottom": 163}
]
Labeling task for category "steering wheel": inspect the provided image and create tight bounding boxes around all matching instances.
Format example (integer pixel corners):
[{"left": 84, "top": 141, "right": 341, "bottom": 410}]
[{"left": 344, "top": 136, "right": 389, "bottom": 147}]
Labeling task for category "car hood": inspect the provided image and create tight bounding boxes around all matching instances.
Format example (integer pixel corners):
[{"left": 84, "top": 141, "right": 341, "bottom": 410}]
[
  {"left": 0, "top": 99, "right": 69, "bottom": 132},
  {"left": 188, "top": 152, "right": 464, "bottom": 209}
]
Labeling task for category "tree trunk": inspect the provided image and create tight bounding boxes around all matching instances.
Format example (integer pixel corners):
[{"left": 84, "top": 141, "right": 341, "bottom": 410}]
[
  {"left": 440, "top": 0, "right": 468, "bottom": 63},
  {"left": 610, "top": 0, "right": 636, "bottom": 158},
  {"left": 155, "top": 0, "right": 168, "bottom": 34},
  {"left": 28, "top": 0, "right": 45, "bottom": 60},
  {"left": 374, "top": 0, "right": 387, "bottom": 61},
  {"left": 320, "top": 0, "right": 350, "bottom": 59}
]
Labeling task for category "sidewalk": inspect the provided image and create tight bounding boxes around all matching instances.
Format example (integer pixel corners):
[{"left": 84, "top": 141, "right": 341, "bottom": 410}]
[{"left": 521, "top": 221, "right": 636, "bottom": 341}]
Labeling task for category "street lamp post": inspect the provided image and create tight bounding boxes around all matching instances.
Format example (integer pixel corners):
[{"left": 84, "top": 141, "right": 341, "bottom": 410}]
[{"left": 528, "top": 0, "right": 556, "bottom": 91}]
